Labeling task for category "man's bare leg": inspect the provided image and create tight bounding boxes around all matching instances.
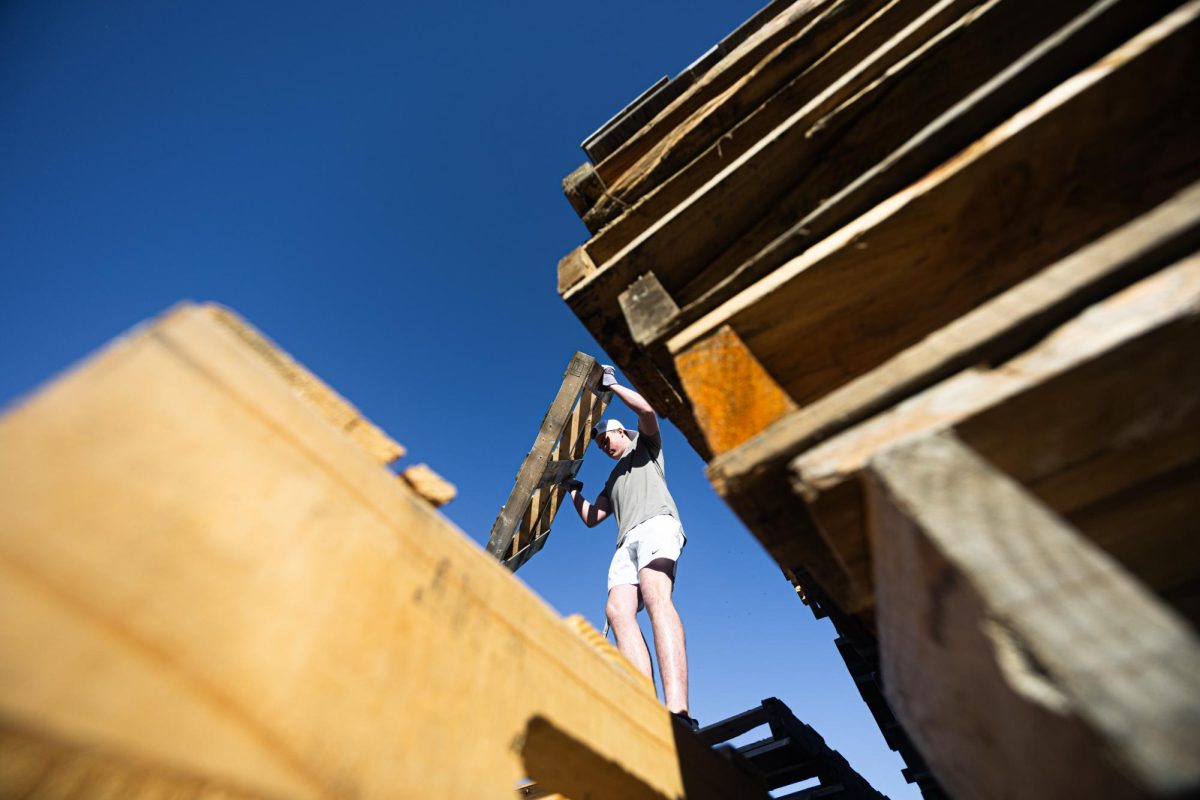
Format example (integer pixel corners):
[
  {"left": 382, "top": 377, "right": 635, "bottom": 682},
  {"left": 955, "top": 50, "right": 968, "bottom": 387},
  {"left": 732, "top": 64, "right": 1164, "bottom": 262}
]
[
  {"left": 606, "top": 583, "right": 653, "bottom": 682},
  {"left": 639, "top": 560, "right": 688, "bottom": 714}
]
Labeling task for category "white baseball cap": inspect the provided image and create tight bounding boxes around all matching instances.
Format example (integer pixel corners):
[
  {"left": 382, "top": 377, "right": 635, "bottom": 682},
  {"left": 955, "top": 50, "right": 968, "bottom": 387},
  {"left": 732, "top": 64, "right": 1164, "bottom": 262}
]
[{"left": 592, "top": 419, "right": 628, "bottom": 440}]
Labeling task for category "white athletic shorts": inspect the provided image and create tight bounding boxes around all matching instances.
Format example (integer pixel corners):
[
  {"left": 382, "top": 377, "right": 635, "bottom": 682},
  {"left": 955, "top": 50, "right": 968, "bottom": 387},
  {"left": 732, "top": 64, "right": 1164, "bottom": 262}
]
[{"left": 607, "top": 514, "right": 686, "bottom": 591}]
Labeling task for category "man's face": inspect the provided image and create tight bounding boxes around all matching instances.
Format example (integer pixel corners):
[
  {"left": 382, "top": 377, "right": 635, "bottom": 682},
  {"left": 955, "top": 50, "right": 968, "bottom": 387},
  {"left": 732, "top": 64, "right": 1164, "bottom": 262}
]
[{"left": 597, "top": 429, "right": 631, "bottom": 459}]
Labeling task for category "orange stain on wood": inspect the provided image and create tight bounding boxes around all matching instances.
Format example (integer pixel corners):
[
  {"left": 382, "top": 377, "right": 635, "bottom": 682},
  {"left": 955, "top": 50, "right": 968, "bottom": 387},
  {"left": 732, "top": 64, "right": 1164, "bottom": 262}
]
[{"left": 674, "top": 325, "right": 797, "bottom": 456}]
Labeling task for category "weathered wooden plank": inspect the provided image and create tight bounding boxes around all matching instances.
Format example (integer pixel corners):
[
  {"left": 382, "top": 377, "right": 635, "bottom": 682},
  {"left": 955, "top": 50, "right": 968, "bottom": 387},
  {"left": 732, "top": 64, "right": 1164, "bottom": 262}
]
[
  {"left": 670, "top": 0, "right": 1183, "bottom": 343},
  {"left": 584, "top": 0, "right": 964, "bottom": 243},
  {"left": 590, "top": 0, "right": 831, "bottom": 187},
  {"left": 674, "top": 0, "right": 1182, "bottom": 317},
  {"left": 793, "top": 254, "right": 1200, "bottom": 615},
  {"left": 501, "top": 366, "right": 611, "bottom": 571},
  {"left": 0, "top": 304, "right": 765, "bottom": 799},
  {"left": 865, "top": 430, "right": 1200, "bottom": 798},
  {"left": 674, "top": 326, "right": 797, "bottom": 456},
  {"left": 486, "top": 352, "right": 596, "bottom": 561},
  {"left": 705, "top": 181, "right": 1200, "bottom": 613},
  {"left": 669, "top": 4, "right": 1200, "bottom": 408}
]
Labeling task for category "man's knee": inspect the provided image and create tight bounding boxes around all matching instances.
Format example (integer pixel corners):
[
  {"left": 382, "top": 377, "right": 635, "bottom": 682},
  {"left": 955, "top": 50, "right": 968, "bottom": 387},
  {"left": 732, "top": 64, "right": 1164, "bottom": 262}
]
[{"left": 606, "top": 587, "right": 639, "bottom": 625}]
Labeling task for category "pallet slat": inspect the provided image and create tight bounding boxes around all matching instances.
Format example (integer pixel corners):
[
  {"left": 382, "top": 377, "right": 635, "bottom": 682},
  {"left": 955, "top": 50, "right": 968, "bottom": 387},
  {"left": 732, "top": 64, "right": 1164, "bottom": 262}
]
[
  {"left": 793, "top": 254, "right": 1200, "bottom": 614},
  {"left": 866, "top": 430, "right": 1200, "bottom": 798}
]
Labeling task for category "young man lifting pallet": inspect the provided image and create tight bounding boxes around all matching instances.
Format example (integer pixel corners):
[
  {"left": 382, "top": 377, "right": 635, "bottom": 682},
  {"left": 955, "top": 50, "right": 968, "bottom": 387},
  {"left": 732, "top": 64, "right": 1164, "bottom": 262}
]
[{"left": 563, "top": 365, "right": 697, "bottom": 731}]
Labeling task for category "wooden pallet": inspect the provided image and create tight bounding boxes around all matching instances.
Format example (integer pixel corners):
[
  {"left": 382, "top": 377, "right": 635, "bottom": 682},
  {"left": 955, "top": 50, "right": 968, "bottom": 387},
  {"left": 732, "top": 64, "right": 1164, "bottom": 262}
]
[{"left": 486, "top": 352, "right": 611, "bottom": 572}]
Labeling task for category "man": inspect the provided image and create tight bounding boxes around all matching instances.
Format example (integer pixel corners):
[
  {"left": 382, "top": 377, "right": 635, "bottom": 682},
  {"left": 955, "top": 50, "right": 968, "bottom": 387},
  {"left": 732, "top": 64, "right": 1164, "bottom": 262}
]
[{"left": 563, "top": 365, "right": 697, "bottom": 731}]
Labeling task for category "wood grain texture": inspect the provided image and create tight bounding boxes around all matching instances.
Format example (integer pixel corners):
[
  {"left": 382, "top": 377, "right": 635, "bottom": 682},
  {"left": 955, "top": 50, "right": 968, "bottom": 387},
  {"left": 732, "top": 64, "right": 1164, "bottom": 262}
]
[
  {"left": 793, "top": 254, "right": 1200, "bottom": 616},
  {"left": 671, "top": 0, "right": 1173, "bottom": 330},
  {"left": 669, "top": 4, "right": 1200, "bottom": 408},
  {"left": 674, "top": 326, "right": 797, "bottom": 457},
  {"left": 566, "top": 0, "right": 976, "bottom": 353},
  {"left": 503, "top": 366, "right": 611, "bottom": 572},
  {"left": 0, "top": 304, "right": 764, "bottom": 799},
  {"left": 584, "top": 0, "right": 916, "bottom": 235},
  {"left": 591, "top": 0, "right": 830, "bottom": 186},
  {"left": 866, "top": 431, "right": 1200, "bottom": 798},
  {"left": 705, "top": 181, "right": 1200, "bottom": 613},
  {"left": 585, "top": 0, "right": 960, "bottom": 253}
]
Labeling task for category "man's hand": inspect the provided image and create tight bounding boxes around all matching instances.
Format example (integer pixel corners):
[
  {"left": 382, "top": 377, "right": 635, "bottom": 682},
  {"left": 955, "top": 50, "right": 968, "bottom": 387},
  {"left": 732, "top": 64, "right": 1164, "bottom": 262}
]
[
  {"left": 562, "top": 478, "right": 584, "bottom": 493},
  {"left": 600, "top": 364, "right": 618, "bottom": 389}
]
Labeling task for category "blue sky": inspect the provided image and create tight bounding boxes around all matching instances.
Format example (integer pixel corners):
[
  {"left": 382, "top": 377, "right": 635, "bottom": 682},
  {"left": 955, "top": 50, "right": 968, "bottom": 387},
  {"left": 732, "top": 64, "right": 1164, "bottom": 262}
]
[{"left": 1, "top": 2, "right": 919, "bottom": 796}]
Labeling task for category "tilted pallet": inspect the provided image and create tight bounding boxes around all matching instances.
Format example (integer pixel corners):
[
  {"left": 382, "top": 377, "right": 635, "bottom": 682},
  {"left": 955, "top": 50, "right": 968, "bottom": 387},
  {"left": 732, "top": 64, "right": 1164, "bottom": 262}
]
[
  {"left": 0, "top": 304, "right": 765, "bottom": 799},
  {"left": 485, "top": 352, "right": 611, "bottom": 572}
]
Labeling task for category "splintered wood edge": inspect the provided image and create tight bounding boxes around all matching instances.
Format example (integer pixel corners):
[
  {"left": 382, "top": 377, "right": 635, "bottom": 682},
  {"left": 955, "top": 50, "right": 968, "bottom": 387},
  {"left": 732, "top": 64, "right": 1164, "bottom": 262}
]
[
  {"left": 203, "top": 304, "right": 406, "bottom": 465},
  {"left": 866, "top": 431, "right": 1200, "bottom": 794},
  {"left": 674, "top": 325, "right": 796, "bottom": 456},
  {"left": 400, "top": 463, "right": 457, "bottom": 508}
]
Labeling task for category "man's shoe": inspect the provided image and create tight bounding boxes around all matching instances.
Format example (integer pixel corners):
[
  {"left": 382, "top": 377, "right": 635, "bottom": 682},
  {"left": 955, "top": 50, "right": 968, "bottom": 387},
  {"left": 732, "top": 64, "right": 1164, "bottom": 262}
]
[{"left": 672, "top": 710, "right": 700, "bottom": 732}]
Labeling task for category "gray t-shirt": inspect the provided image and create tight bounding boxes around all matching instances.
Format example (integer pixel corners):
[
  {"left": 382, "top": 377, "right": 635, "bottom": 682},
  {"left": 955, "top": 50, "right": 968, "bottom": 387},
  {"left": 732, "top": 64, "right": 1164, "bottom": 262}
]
[{"left": 599, "top": 429, "right": 683, "bottom": 546}]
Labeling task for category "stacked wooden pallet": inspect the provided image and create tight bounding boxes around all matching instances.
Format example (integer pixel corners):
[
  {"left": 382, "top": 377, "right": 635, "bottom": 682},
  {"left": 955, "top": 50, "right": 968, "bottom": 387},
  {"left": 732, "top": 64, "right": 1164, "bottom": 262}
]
[
  {"left": 558, "top": 0, "right": 1200, "bottom": 797},
  {"left": 0, "top": 304, "right": 766, "bottom": 799}
]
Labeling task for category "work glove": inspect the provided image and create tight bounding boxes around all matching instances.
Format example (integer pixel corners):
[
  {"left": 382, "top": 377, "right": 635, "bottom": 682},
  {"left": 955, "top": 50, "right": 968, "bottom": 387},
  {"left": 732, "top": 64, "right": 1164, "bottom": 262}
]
[
  {"left": 599, "top": 364, "right": 618, "bottom": 389},
  {"left": 562, "top": 478, "right": 584, "bottom": 493}
]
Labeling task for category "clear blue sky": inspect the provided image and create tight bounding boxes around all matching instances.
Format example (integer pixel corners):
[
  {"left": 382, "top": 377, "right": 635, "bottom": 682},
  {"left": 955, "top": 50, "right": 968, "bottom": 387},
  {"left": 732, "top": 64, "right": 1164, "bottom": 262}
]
[{"left": 0, "top": 2, "right": 919, "bottom": 796}]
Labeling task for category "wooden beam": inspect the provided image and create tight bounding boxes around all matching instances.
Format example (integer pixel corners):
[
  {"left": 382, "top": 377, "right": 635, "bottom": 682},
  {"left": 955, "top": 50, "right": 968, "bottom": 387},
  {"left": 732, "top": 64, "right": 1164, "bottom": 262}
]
[
  {"left": 792, "top": 253, "right": 1200, "bottom": 616},
  {"left": 865, "top": 431, "right": 1200, "bottom": 798},
  {"left": 669, "top": 4, "right": 1200, "bottom": 408},
  {"left": 618, "top": 271, "right": 682, "bottom": 348},
  {"left": 486, "top": 352, "right": 597, "bottom": 561},
  {"left": 0, "top": 304, "right": 766, "bottom": 799},
  {"left": 584, "top": 0, "right": 967, "bottom": 241},
  {"left": 591, "top": 0, "right": 831, "bottom": 187},
  {"left": 671, "top": 0, "right": 1181, "bottom": 319},
  {"left": 674, "top": 326, "right": 797, "bottom": 457},
  {"left": 705, "top": 181, "right": 1200, "bottom": 614}
]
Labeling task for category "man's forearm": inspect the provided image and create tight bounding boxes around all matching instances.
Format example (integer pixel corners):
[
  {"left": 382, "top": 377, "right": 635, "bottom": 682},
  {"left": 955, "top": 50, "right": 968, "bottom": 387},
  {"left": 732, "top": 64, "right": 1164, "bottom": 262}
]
[
  {"left": 570, "top": 489, "right": 594, "bottom": 526},
  {"left": 609, "top": 382, "right": 654, "bottom": 419}
]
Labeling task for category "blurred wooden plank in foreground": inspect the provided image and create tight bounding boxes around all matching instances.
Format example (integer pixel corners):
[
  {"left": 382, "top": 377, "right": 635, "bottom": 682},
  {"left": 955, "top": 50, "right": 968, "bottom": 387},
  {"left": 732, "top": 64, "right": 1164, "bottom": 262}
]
[
  {"left": 0, "top": 304, "right": 764, "bottom": 800},
  {"left": 866, "top": 431, "right": 1200, "bottom": 799}
]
